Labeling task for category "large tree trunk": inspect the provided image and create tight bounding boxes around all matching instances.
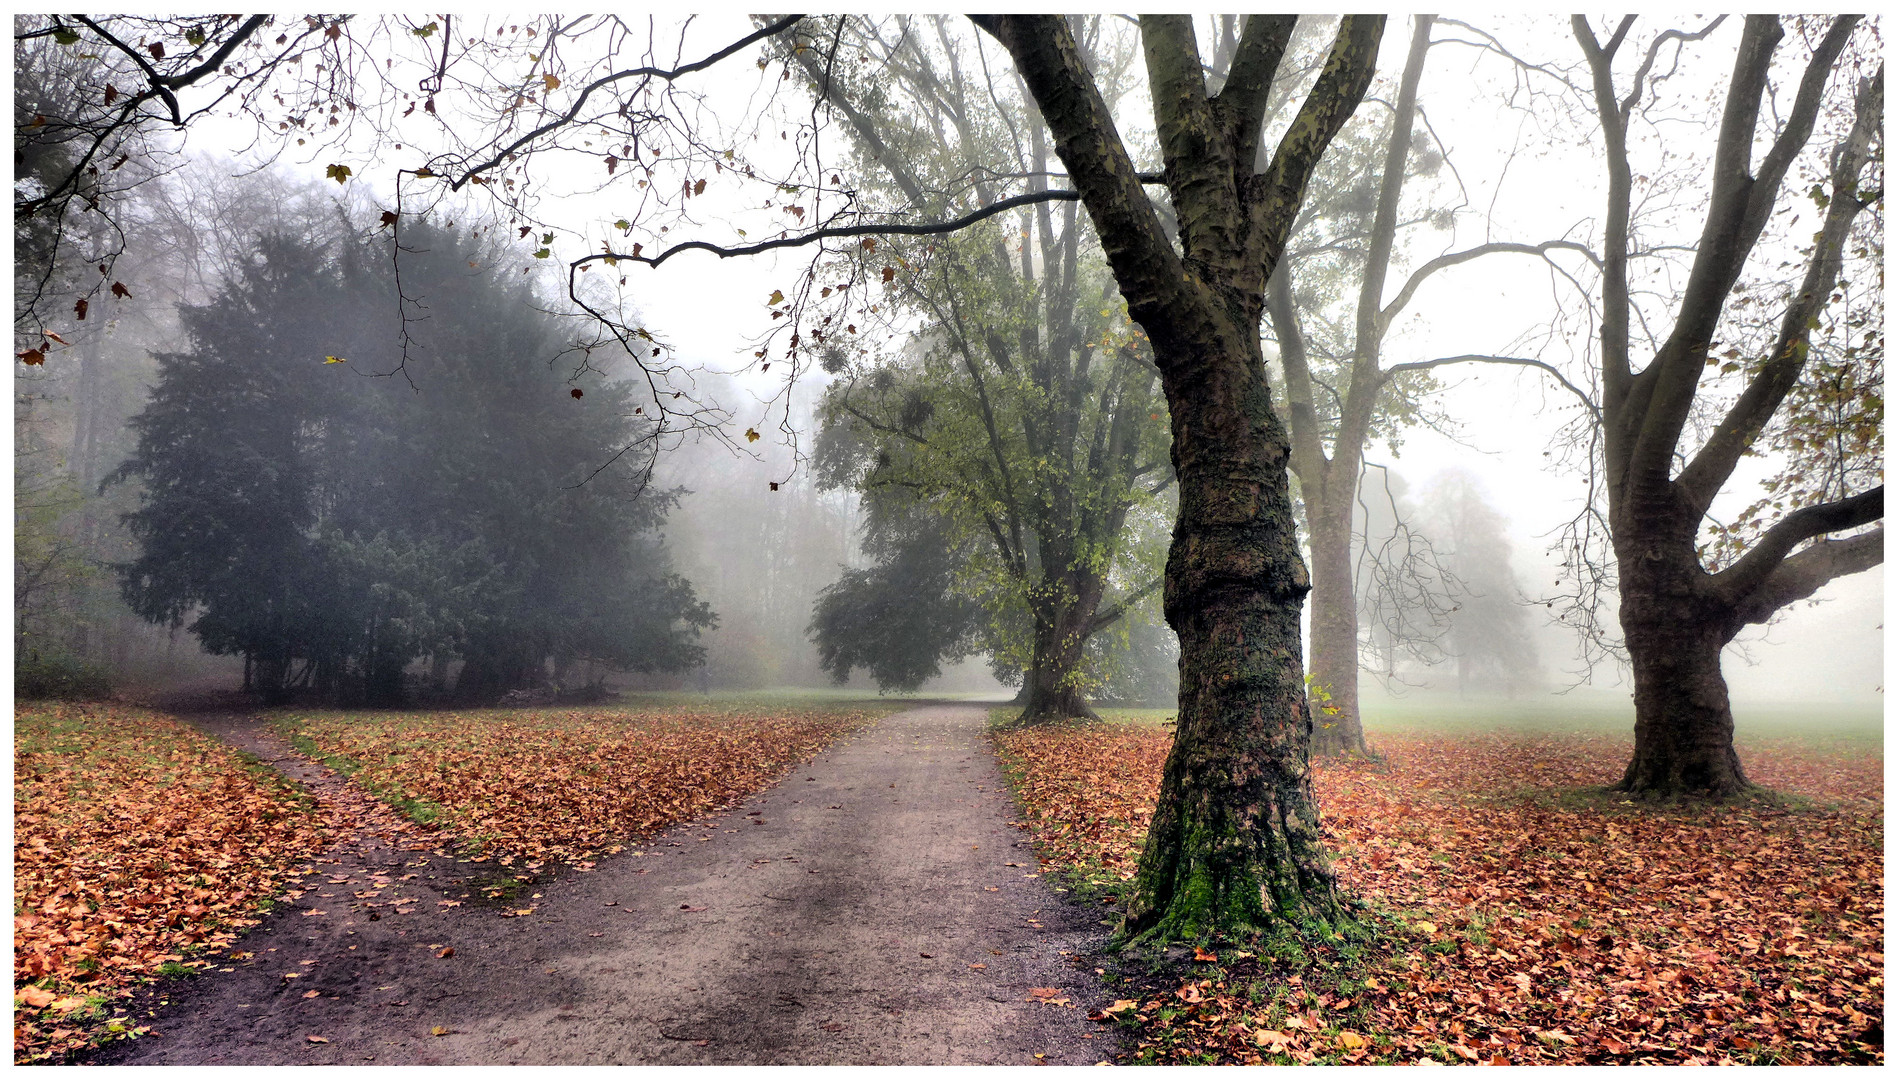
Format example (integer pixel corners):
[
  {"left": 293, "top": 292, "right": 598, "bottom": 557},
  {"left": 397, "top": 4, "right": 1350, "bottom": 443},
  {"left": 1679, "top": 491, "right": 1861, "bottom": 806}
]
[
  {"left": 976, "top": 12, "right": 1382, "bottom": 944},
  {"left": 1574, "top": 16, "right": 1879, "bottom": 801},
  {"left": 1305, "top": 506, "right": 1367, "bottom": 755},
  {"left": 1609, "top": 484, "right": 1752, "bottom": 797},
  {"left": 1613, "top": 505, "right": 1750, "bottom": 797},
  {"left": 1121, "top": 320, "right": 1339, "bottom": 942},
  {"left": 1619, "top": 608, "right": 1747, "bottom": 797}
]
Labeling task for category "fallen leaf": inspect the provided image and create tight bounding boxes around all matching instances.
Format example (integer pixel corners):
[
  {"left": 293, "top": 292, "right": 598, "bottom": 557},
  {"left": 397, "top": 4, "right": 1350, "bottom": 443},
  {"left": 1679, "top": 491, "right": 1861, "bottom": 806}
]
[
  {"left": 307, "top": 1035, "right": 329, "bottom": 1043},
  {"left": 430, "top": 1026, "right": 452, "bottom": 1037},
  {"left": 303, "top": 990, "right": 321, "bottom": 999},
  {"left": 436, "top": 947, "right": 454, "bottom": 959}
]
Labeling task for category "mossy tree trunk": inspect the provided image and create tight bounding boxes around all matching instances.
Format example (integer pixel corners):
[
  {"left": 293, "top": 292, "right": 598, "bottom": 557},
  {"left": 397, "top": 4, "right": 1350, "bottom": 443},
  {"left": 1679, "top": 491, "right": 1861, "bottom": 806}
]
[{"left": 978, "top": 13, "right": 1385, "bottom": 940}]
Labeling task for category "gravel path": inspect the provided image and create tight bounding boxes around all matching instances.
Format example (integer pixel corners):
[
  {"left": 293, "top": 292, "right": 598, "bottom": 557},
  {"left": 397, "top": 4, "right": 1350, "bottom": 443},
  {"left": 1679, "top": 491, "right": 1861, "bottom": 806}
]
[{"left": 91, "top": 704, "right": 1114, "bottom": 1066}]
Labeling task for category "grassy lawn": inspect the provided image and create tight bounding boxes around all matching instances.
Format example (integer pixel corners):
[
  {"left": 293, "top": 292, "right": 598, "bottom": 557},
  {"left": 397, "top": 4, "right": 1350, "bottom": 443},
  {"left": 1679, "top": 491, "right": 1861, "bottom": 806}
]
[
  {"left": 13, "top": 703, "right": 331, "bottom": 1063},
  {"left": 995, "top": 697, "right": 1883, "bottom": 1065}
]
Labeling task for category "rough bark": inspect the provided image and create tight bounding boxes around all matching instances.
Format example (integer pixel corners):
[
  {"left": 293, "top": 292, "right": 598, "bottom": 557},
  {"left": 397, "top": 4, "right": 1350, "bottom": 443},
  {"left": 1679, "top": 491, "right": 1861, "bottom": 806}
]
[
  {"left": 1608, "top": 486, "right": 1750, "bottom": 795},
  {"left": 977, "top": 13, "right": 1383, "bottom": 940},
  {"left": 1619, "top": 606, "right": 1748, "bottom": 796}
]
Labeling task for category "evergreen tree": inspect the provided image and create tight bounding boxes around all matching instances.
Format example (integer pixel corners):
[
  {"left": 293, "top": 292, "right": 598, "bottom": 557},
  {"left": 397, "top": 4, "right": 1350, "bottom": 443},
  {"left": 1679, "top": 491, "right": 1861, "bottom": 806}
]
[{"left": 113, "top": 220, "right": 711, "bottom": 704}]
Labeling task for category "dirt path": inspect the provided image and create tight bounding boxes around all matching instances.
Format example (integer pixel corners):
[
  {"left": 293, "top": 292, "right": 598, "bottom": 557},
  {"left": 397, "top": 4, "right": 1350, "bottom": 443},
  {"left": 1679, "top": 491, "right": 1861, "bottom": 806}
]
[{"left": 90, "top": 704, "right": 1115, "bottom": 1066}]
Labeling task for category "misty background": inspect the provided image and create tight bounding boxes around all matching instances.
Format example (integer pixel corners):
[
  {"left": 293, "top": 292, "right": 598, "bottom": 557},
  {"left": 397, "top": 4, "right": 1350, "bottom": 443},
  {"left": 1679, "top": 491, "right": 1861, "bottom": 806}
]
[{"left": 14, "top": 14, "right": 1882, "bottom": 726}]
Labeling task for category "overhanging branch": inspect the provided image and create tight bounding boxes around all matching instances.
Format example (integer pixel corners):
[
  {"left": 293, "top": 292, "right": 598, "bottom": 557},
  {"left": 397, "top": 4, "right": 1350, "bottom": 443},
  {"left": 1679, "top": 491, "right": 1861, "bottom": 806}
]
[
  {"left": 450, "top": 15, "right": 808, "bottom": 190},
  {"left": 575, "top": 188, "right": 1091, "bottom": 271},
  {"left": 1380, "top": 240, "right": 1600, "bottom": 328},
  {"left": 1381, "top": 353, "right": 1601, "bottom": 424}
]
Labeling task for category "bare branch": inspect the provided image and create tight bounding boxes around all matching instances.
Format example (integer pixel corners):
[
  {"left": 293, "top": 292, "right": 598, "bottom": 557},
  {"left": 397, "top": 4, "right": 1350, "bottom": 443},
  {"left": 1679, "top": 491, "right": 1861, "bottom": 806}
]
[
  {"left": 448, "top": 15, "right": 807, "bottom": 191},
  {"left": 1382, "top": 354, "right": 1602, "bottom": 424},
  {"left": 1380, "top": 240, "right": 1600, "bottom": 329},
  {"left": 577, "top": 188, "right": 1090, "bottom": 274}
]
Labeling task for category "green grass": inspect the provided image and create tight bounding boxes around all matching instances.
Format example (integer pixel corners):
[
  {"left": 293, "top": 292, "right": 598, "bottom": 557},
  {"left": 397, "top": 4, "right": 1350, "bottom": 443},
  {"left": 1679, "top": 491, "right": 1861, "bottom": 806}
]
[{"left": 1358, "top": 691, "right": 1882, "bottom": 746}]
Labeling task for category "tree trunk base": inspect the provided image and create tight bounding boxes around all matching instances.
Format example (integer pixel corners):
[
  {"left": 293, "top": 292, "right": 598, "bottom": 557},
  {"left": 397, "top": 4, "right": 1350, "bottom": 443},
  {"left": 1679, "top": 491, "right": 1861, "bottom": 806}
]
[
  {"left": 1613, "top": 752, "right": 1753, "bottom": 801},
  {"left": 1309, "top": 718, "right": 1368, "bottom": 758},
  {"left": 1017, "top": 686, "right": 1099, "bottom": 725}
]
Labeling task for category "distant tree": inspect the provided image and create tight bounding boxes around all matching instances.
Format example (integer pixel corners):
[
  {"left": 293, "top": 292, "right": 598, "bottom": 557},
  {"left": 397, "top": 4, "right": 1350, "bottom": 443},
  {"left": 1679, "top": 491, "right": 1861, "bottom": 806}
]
[
  {"left": 808, "top": 491, "right": 987, "bottom": 693},
  {"left": 1419, "top": 470, "right": 1540, "bottom": 697},
  {"left": 112, "top": 220, "right": 712, "bottom": 704},
  {"left": 1351, "top": 468, "right": 1460, "bottom": 683},
  {"left": 1267, "top": 14, "right": 1597, "bottom": 754},
  {"left": 792, "top": 17, "right": 1173, "bottom": 720}
]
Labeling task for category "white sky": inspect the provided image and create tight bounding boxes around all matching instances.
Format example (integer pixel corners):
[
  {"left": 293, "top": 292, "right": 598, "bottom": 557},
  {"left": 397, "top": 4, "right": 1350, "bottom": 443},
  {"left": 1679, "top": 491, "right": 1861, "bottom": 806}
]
[{"left": 141, "top": 13, "right": 1890, "bottom": 705}]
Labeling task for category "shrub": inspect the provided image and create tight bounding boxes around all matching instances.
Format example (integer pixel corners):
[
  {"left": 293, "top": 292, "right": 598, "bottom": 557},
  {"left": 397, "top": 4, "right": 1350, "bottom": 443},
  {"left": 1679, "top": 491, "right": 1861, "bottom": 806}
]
[{"left": 14, "top": 651, "right": 113, "bottom": 701}]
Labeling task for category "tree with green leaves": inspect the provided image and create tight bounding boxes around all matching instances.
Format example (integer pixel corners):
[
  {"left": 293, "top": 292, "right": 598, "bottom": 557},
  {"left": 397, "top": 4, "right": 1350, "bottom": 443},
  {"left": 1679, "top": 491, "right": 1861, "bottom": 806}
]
[
  {"left": 787, "top": 17, "right": 1173, "bottom": 720},
  {"left": 807, "top": 489, "right": 988, "bottom": 693},
  {"left": 1417, "top": 470, "right": 1540, "bottom": 697}
]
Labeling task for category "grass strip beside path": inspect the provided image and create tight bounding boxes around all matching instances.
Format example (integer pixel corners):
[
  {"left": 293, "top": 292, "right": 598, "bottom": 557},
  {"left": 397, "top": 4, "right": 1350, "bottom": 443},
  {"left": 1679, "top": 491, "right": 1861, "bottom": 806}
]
[
  {"left": 14, "top": 703, "right": 331, "bottom": 1063},
  {"left": 278, "top": 702, "right": 892, "bottom": 868},
  {"left": 996, "top": 721, "right": 1883, "bottom": 1065}
]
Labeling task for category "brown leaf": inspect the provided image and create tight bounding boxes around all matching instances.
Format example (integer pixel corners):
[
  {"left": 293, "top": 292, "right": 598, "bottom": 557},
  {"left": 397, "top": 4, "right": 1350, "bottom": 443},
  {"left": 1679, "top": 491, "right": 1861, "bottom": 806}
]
[{"left": 436, "top": 947, "right": 454, "bottom": 959}]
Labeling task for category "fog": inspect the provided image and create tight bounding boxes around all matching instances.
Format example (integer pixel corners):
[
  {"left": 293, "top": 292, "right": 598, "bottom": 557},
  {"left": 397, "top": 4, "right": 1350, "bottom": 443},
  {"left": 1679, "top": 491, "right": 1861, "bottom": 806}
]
[{"left": 14, "top": 14, "right": 1881, "bottom": 721}]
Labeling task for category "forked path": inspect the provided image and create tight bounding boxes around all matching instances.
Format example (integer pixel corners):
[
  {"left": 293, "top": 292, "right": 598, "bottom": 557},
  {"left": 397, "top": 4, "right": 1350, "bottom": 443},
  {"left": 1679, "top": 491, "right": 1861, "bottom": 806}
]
[{"left": 95, "top": 705, "right": 1112, "bottom": 1065}]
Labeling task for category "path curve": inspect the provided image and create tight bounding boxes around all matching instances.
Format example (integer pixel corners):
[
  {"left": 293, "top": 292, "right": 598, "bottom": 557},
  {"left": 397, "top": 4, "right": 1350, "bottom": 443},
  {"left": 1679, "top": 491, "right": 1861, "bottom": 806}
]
[{"left": 92, "top": 704, "right": 1113, "bottom": 1065}]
